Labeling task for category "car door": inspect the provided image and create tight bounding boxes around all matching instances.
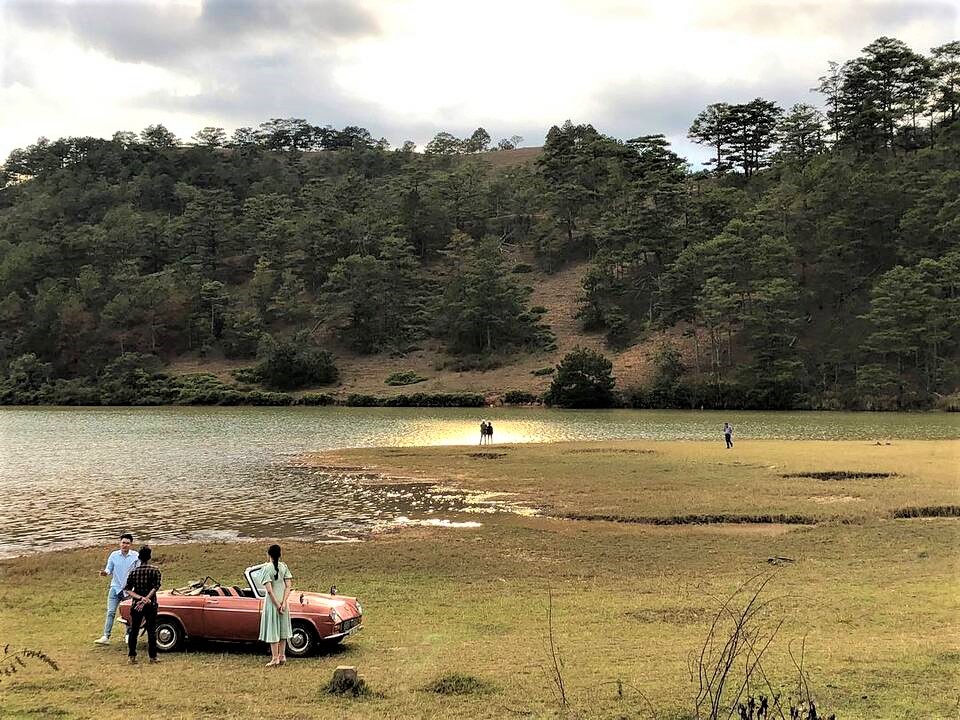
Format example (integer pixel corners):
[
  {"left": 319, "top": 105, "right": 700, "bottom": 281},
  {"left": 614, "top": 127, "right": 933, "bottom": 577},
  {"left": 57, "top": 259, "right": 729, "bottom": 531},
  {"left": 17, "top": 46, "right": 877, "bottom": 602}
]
[{"left": 202, "top": 587, "right": 262, "bottom": 640}]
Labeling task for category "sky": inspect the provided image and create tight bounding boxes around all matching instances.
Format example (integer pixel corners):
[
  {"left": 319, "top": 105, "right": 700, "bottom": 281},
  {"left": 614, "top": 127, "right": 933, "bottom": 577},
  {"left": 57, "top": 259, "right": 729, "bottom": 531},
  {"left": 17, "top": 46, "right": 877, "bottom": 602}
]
[{"left": 0, "top": 0, "right": 957, "bottom": 167}]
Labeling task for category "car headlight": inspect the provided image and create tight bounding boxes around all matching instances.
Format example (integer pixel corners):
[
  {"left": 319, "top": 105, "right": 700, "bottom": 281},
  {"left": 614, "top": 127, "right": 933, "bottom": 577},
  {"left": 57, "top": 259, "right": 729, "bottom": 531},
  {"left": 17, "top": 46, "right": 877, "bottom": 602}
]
[
  {"left": 355, "top": 600, "right": 363, "bottom": 615},
  {"left": 329, "top": 608, "right": 341, "bottom": 624}
]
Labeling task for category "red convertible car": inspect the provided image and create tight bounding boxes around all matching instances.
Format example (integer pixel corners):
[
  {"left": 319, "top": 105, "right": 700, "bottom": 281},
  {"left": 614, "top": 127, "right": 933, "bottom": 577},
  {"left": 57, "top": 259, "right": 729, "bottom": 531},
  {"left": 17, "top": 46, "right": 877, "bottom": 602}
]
[{"left": 119, "top": 564, "right": 362, "bottom": 657}]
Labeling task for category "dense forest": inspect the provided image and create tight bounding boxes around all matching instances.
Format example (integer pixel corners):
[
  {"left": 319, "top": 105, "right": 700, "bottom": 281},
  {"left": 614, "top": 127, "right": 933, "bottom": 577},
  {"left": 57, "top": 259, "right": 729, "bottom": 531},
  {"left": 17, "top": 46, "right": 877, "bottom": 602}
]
[{"left": 1, "top": 36, "right": 958, "bottom": 409}]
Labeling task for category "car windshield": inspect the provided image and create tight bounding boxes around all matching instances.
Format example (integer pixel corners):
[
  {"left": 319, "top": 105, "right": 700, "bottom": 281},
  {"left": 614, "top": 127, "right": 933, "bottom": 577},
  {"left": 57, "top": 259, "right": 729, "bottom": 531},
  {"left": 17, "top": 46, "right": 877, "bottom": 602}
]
[{"left": 244, "top": 563, "right": 268, "bottom": 598}]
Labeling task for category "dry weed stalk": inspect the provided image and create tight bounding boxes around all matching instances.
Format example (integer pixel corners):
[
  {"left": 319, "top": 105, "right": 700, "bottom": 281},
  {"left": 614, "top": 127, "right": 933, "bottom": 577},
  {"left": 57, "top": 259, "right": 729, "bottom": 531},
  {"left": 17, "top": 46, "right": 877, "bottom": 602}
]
[
  {"left": 544, "top": 588, "right": 569, "bottom": 710},
  {"left": 691, "top": 573, "right": 786, "bottom": 719}
]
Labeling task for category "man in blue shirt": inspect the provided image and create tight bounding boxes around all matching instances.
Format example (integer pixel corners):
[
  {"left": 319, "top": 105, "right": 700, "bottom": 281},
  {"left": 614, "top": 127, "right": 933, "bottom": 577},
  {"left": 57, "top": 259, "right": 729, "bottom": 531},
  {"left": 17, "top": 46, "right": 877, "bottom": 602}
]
[{"left": 94, "top": 532, "right": 140, "bottom": 645}]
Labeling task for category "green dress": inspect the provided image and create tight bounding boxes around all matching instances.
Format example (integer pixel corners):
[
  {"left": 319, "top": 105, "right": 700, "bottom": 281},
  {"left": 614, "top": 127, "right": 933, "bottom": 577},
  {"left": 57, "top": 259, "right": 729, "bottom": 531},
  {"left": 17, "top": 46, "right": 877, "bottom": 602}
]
[{"left": 257, "top": 561, "right": 293, "bottom": 643}]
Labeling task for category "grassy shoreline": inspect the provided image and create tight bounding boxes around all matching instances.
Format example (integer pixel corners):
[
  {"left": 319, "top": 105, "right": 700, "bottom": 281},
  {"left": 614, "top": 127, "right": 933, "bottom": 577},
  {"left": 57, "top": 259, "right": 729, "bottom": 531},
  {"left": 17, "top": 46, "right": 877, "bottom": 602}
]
[{"left": 1, "top": 440, "right": 958, "bottom": 719}]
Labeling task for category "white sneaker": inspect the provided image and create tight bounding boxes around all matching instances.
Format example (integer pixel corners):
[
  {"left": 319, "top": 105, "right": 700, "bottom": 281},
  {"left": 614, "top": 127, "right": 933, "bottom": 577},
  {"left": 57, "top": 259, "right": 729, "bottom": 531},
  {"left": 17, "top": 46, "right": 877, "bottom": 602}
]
[{"left": 94, "top": 635, "right": 110, "bottom": 645}]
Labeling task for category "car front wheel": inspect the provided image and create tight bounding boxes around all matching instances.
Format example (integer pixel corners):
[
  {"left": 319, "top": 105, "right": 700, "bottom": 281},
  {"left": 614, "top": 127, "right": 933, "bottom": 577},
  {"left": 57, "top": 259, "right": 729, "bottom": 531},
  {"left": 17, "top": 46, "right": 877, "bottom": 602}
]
[
  {"left": 286, "top": 621, "right": 317, "bottom": 658},
  {"left": 155, "top": 617, "right": 185, "bottom": 652}
]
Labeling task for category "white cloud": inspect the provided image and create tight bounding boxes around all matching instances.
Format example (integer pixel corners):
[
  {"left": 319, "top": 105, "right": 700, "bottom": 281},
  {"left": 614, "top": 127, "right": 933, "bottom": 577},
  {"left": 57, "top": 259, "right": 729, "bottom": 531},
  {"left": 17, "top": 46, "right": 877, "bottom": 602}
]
[{"left": 0, "top": 0, "right": 957, "bottom": 162}]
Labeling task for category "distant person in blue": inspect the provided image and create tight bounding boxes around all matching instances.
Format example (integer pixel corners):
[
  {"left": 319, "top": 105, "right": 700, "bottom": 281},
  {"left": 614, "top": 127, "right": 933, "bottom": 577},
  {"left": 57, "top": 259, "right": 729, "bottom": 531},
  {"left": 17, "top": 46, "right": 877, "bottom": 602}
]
[
  {"left": 95, "top": 532, "right": 140, "bottom": 645},
  {"left": 723, "top": 422, "right": 734, "bottom": 449}
]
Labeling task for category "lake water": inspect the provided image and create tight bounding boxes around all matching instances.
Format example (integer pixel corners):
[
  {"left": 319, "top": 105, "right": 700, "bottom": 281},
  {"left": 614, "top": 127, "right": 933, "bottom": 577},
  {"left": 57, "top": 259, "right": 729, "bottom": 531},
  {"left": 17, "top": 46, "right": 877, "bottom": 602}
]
[{"left": 0, "top": 407, "right": 956, "bottom": 557}]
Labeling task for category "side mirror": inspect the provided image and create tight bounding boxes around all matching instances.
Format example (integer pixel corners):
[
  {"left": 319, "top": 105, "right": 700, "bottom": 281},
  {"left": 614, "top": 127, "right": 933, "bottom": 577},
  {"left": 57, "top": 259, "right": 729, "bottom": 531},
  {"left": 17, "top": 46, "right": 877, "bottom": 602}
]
[{"left": 329, "top": 585, "right": 338, "bottom": 596}]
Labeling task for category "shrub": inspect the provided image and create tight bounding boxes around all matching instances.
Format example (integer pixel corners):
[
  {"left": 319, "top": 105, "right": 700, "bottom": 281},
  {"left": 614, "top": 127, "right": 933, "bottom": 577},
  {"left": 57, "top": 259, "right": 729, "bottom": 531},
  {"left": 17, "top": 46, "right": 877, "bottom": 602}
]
[
  {"left": 438, "top": 355, "right": 502, "bottom": 372},
  {"left": 544, "top": 346, "right": 616, "bottom": 408},
  {"left": 531, "top": 366, "right": 555, "bottom": 376},
  {"left": 385, "top": 371, "right": 427, "bottom": 386},
  {"left": 344, "top": 393, "right": 379, "bottom": 407},
  {"left": 98, "top": 353, "right": 177, "bottom": 405},
  {"left": 503, "top": 390, "right": 539, "bottom": 405},
  {"left": 243, "top": 390, "right": 294, "bottom": 406},
  {"left": 510, "top": 262, "right": 534, "bottom": 274},
  {"left": 296, "top": 393, "right": 336, "bottom": 406},
  {"left": 341, "top": 392, "right": 485, "bottom": 407},
  {"left": 423, "top": 673, "right": 497, "bottom": 696},
  {"left": 44, "top": 378, "right": 100, "bottom": 405},
  {"left": 323, "top": 675, "right": 374, "bottom": 698},
  {"left": 230, "top": 367, "right": 262, "bottom": 384},
  {"left": 936, "top": 392, "right": 960, "bottom": 412},
  {"left": 256, "top": 333, "right": 338, "bottom": 391}
]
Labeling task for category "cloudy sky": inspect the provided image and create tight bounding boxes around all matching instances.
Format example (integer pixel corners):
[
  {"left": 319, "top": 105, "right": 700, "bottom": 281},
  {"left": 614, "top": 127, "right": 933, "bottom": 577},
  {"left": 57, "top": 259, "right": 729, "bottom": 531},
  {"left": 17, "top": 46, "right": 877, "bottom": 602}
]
[{"left": 0, "top": 0, "right": 957, "bottom": 165}]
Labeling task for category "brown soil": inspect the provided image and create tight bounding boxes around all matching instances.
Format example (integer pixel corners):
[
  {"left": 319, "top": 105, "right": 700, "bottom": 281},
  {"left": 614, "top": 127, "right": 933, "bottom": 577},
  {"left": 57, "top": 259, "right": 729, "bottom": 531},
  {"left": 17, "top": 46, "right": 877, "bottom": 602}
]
[{"left": 476, "top": 146, "right": 542, "bottom": 168}]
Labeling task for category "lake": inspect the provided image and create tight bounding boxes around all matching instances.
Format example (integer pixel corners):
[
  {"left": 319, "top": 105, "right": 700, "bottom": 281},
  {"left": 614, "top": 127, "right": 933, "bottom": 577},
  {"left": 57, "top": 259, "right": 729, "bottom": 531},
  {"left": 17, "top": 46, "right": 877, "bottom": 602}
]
[{"left": 0, "top": 406, "right": 956, "bottom": 557}]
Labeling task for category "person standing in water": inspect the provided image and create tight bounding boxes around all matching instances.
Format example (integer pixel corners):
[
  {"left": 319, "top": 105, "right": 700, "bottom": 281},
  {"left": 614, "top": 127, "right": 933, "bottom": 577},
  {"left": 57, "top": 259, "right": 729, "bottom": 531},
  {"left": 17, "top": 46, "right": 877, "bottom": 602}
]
[
  {"left": 479, "top": 420, "right": 488, "bottom": 445},
  {"left": 723, "top": 422, "right": 734, "bottom": 449}
]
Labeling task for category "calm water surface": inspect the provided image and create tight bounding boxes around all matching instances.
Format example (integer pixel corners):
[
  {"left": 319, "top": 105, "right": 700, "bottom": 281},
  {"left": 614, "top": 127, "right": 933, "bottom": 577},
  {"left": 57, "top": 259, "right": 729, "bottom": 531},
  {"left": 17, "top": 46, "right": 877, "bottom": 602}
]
[{"left": 0, "top": 407, "right": 956, "bottom": 557}]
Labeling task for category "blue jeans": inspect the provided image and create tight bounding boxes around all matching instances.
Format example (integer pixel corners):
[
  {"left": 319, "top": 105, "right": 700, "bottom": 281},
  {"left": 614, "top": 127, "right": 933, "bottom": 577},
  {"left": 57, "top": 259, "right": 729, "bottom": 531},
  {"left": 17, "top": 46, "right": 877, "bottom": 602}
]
[{"left": 103, "top": 587, "right": 124, "bottom": 638}]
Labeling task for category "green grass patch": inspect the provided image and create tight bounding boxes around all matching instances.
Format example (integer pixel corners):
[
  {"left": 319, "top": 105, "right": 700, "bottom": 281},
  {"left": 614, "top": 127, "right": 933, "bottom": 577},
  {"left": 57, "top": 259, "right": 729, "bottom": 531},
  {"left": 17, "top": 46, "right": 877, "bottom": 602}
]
[
  {"left": 423, "top": 673, "right": 498, "bottom": 696},
  {"left": 384, "top": 371, "right": 428, "bottom": 386},
  {"left": 323, "top": 675, "right": 377, "bottom": 698},
  {"left": 782, "top": 471, "right": 898, "bottom": 480},
  {"left": 892, "top": 505, "right": 960, "bottom": 518}
]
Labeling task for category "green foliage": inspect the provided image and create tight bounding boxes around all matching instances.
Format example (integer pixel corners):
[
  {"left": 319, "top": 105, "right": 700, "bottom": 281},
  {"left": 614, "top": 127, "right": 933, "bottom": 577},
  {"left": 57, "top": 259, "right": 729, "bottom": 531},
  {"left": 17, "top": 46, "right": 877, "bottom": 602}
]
[
  {"left": 423, "top": 673, "right": 497, "bottom": 696},
  {"left": 651, "top": 342, "right": 686, "bottom": 392},
  {"left": 230, "top": 367, "right": 261, "bottom": 384},
  {"left": 544, "top": 347, "right": 616, "bottom": 408},
  {"left": 254, "top": 333, "right": 338, "bottom": 391},
  {"left": 324, "top": 237, "right": 427, "bottom": 353},
  {"left": 343, "top": 392, "right": 485, "bottom": 407},
  {"left": 434, "top": 233, "right": 554, "bottom": 356},
  {"left": 221, "top": 310, "right": 263, "bottom": 359},
  {"left": 502, "top": 390, "right": 539, "bottom": 405},
  {"left": 385, "top": 371, "right": 427, "bottom": 386},
  {"left": 436, "top": 354, "right": 502, "bottom": 372},
  {"left": 323, "top": 674, "right": 374, "bottom": 698},
  {"left": 295, "top": 393, "right": 336, "bottom": 406},
  {"left": 531, "top": 366, "right": 555, "bottom": 376}
]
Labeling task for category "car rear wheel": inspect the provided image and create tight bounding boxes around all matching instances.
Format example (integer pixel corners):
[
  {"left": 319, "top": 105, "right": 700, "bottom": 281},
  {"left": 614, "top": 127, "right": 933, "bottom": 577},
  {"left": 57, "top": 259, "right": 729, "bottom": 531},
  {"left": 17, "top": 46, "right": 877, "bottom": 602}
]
[
  {"left": 286, "top": 621, "right": 317, "bottom": 658},
  {"left": 155, "top": 617, "right": 185, "bottom": 652}
]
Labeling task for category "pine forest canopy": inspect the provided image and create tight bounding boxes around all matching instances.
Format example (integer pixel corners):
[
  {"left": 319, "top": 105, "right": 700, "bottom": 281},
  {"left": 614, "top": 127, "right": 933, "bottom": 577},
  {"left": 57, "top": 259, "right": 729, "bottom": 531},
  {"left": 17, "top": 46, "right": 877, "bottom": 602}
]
[{"left": 0, "top": 36, "right": 958, "bottom": 410}]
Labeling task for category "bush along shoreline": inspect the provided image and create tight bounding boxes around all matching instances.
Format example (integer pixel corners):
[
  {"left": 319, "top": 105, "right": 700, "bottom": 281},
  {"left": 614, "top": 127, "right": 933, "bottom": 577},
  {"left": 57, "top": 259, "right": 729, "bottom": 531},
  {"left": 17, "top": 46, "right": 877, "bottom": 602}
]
[{"left": 0, "top": 347, "right": 955, "bottom": 410}]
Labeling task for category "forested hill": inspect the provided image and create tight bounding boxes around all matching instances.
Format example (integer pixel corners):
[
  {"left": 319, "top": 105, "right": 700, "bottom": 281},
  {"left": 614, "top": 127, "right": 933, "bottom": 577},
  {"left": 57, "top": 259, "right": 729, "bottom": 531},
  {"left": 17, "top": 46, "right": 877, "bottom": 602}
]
[{"left": 1, "top": 36, "right": 958, "bottom": 410}]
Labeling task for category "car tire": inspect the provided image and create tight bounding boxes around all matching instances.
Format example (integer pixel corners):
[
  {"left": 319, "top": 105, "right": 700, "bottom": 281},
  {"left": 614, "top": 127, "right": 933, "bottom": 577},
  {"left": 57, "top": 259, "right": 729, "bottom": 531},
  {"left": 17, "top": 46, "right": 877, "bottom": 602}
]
[
  {"left": 286, "top": 621, "right": 317, "bottom": 658},
  {"left": 155, "top": 617, "right": 185, "bottom": 652}
]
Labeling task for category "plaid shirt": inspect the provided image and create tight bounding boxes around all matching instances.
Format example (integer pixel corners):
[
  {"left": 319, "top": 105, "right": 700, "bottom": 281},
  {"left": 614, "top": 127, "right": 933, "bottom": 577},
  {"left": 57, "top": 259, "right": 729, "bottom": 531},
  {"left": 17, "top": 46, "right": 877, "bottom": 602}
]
[{"left": 124, "top": 564, "right": 162, "bottom": 604}]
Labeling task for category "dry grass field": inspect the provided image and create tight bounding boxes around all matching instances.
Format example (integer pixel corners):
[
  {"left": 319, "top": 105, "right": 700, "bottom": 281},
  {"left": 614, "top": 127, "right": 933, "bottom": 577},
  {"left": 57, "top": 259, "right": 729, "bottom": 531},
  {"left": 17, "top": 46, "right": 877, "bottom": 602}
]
[{"left": 1, "top": 440, "right": 957, "bottom": 719}]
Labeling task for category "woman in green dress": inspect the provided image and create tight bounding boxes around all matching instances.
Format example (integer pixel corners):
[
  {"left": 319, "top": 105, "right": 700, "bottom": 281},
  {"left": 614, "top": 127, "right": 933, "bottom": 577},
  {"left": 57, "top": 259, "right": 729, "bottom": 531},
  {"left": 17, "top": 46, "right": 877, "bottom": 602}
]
[{"left": 258, "top": 544, "right": 293, "bottom": 666}]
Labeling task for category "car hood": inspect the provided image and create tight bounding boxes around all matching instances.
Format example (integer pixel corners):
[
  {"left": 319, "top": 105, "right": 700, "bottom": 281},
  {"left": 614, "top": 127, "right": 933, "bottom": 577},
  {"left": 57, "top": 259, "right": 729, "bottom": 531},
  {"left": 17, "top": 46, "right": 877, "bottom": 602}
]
[{"left": 297, "top": 592, "right": 361, "bottom": 615}]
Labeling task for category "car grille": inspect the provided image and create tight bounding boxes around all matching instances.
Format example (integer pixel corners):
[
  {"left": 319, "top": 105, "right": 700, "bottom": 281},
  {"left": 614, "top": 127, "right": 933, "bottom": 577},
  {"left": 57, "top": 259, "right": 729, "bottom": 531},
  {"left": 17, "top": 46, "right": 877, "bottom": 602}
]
[{"left": 341, "top": 617, "right": 361, "bottom": 632}]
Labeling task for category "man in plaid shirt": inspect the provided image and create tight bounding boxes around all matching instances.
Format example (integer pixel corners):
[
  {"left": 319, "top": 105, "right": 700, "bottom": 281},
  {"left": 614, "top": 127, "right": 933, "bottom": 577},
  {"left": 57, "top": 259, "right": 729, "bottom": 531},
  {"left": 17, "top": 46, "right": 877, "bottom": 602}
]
[{"left": 124, "top": 546, "right": 162, "bottom": 664}]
